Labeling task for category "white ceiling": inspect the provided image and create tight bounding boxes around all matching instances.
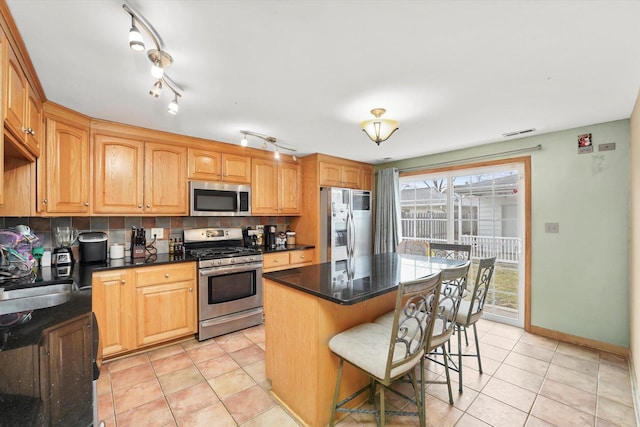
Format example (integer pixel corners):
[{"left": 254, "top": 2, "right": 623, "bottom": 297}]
[{"left": 6, "top": 0, "right": 640, "bottom": 164}]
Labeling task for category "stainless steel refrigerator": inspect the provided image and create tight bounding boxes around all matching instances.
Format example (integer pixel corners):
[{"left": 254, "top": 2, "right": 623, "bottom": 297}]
[{"left": 320, "top": 187, "right": 373, "bottom": 283}]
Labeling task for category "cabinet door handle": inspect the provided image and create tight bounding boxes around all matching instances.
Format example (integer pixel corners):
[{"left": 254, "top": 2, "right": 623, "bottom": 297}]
[
  {"left": 137, "top": 204, "right": 143, "bottom": 208},
  {"left": 146, "top": 205, "right": 151, "bottom": 208},
  {"left": 42, "top": 199, "right": 48, "bottom": 204},
  {"left": 300, "top": 255, "right": 305, "bottom": 259},
  {"left": 274, "top": 259, "right": 279, "bottom": 263},
  {"left": 165, "top": 273, "right": 170, "bottom": 278},
  {"left": 189, "top": 288, "right": 193, "bottom": 292},
  {"left": 84, "top": 202, "right": 89, "bottom": 206},
  {"left": 120, "top": 280, "right": 126, "bottom": 285}
]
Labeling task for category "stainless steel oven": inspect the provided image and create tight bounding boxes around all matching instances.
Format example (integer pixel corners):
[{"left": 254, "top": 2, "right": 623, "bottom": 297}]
[
  {"left": 184, "top": 227, "right": 264, "bottom": 341},
  {"left": 198, "top": 260, "right": 263, "bottom": 340}
]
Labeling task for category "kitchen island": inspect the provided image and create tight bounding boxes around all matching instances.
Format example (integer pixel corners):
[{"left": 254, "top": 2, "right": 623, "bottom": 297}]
[{"left": 262, "top": 252, "right": 462, "bottom": 427}]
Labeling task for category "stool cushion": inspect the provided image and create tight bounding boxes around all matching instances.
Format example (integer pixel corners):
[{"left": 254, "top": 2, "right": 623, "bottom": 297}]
[{"left": 329, "top": 322, "right": 424, "bottom": 380}]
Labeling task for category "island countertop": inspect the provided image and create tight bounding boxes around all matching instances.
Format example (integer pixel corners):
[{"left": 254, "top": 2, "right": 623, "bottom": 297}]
[{"left": 262, "top": 252, "right": 463, "bottom": 305}]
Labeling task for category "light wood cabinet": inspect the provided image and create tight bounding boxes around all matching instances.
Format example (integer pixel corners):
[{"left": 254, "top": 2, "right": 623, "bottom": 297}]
[
  {"left": 92, "top": 269, "right": 134, "bottom": 357},
  {"left": 93, "top": 263, "right": 197, "bottom": 358},
  {"left": 263, "top": 249, "right": 314, "bottom": 272},
  {"left": 144, "top": 142, "right": 188, "bottom": 214},
  {"left": 40, "top": 105, "right": 91, "bottom": 214},
  {"left": 319, "top": 160, "right": 362, "bottom": 189},
  {"left": 134, "top": 263, "right": 196, "bottom": 347},
  {"left": 3, "top": 40, "right": 40, "bottom": 159},
  {"left": 93, "top": 135, "right": 187, "bottom": 215},
  {"left": 188, "top": 148, "right": 251, "bottom": 183},
  {"left": 252, "top": 158, "right": 301, "bottom": 215}
]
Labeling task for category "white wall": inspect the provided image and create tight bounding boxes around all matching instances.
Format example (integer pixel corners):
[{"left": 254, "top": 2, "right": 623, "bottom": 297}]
[{"left": 381, "top": 119, "right": 630, "bottom": 347}]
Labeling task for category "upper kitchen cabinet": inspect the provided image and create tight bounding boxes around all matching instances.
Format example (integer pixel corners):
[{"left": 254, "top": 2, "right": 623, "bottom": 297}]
[
  {"left": 251, "top": 156, "right": 301, "bottom": 215},
  {"left": 3, "top": 34, "right": 41, "bottom": 159},
  {"left": 316, "top": 154, "right": 373, "bottom": 190},
  {"left": 93, "top": 134, "right": 144, "bottom": 214},
  {"left": 188, "top": 148, "right": 251, "bottom": 184},
  {"left": 319, "top": 160, "right": 361, "bottom": 188},
  {"left": 313, "top": 154, "right": 374, "bottom": 190},
  {"left": 39, "top": 103, "right": 91, "bottom": 214},
  {"left": 93, "top": 126, "right": 188, "bottom": 215},
  {"left": 144, "top": 142, "right": 188, "bottom": 215}
]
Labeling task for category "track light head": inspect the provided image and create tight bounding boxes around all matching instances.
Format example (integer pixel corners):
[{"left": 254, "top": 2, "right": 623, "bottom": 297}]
[
  {"left": 149, "top": 80, "right": 162, "bottom": 98},
  {"left": 128, "top": 17, "right": 145, "bottom": 51},
  {"left": 167, "top": 95, "right": 179, "bottom": 114},
  {"left": 240, "top": 134, "right": 248, "bottom": 147}
]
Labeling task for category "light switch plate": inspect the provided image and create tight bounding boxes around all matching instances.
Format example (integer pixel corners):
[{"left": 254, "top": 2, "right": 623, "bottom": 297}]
[
  {"left": 151, "top": 228, "right": 164, "bottom": 239},
  {"left": 544, "top": 222, "right": 559, "bottom": 233},
  {"left": 599, "top": 143, "right": 616, "bottom": 151}
]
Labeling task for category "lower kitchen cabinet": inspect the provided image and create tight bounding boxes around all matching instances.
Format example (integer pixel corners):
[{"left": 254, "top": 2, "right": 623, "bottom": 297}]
[
  {"left": 92, "top": 269, "right": 133, "bottom": 357},
  {"left": 263, "top": 249, "right": 314, "bottom": 272},
  {"left": 40, "top": 313, "right": 93, "bottom": 426},
  {"left": 92, "top": 262, "right": 197, "bottom": 358},
  {"left": 134, "top": 264, "right": 196, "bottom": 347}
]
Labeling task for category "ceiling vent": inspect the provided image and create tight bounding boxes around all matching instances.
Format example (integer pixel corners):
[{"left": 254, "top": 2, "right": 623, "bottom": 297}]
[{"left": 502, "top": 128, "right": 536, "bottom": 138}]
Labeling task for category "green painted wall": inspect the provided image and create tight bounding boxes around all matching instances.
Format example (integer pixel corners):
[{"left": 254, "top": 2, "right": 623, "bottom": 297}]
[{"left": 379, "top": 119, "right": 630, "bottom": 347}]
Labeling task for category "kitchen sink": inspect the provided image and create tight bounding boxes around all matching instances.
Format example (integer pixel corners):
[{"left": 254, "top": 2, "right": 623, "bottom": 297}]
[{"left": 0, "top": 280, "right": 76, "bottom": 315}]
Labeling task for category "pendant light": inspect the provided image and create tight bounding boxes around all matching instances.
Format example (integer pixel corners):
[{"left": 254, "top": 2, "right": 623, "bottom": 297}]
[{"left": 361, "top": 108, "right": 399, "bottom": 145}]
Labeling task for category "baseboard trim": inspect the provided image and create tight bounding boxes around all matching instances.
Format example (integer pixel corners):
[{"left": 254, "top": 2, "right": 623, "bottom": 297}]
[{"left": 528, "top": 325, "right": 629, "bottom": 357}]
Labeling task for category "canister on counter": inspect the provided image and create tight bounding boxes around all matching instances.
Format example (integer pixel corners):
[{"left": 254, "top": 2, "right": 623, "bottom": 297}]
[{"left": 286, "top": 231, "right": 296, "bottom": 246}]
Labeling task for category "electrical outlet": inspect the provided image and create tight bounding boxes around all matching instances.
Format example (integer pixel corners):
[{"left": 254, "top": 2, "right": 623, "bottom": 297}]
[
  {"left": 255, "top": 225, "right": 264, "bottom": 231},
  {"left": 151, "top": 228, "right": 164, "bottom": 239}
]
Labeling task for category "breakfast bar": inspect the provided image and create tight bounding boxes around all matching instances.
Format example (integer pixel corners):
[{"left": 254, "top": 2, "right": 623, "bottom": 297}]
[{"left": 262, "top": 253, "right": 462, "bottom": 426}]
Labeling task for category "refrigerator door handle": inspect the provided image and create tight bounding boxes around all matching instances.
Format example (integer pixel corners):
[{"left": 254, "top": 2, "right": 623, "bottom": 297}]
[{"left": 347, "top": 209, "right": 355, "bottom": 258}]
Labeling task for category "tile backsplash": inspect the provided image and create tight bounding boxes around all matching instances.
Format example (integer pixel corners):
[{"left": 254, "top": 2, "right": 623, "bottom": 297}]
[{"left": 0, "top": 216, "right": 292, "bottom": 254}]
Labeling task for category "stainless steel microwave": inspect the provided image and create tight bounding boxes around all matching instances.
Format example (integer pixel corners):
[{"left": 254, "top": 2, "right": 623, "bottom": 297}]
[{"left": 190, "top": 181, "right": 251, "bottom": 216}]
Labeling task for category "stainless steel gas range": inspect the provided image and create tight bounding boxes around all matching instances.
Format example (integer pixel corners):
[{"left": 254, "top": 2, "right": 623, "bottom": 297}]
[{"left": 183, "top": 228, "right": 263, "bottom": 341}]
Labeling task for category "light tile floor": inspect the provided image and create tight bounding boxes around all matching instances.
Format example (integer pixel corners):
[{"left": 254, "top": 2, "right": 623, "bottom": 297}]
[{"left": 97, "top": 319, "right": 637, "bottom": 426}]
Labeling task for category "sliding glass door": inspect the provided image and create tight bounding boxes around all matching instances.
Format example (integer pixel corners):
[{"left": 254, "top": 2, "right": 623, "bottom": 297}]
[{"left": 400, "top": 162, "right": 525, "bottom": 326}]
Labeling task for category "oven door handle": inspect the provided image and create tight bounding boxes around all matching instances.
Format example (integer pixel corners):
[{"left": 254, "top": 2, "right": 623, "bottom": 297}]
[{"left": 199, "top": 263, "right": 263, "bottom": 276}]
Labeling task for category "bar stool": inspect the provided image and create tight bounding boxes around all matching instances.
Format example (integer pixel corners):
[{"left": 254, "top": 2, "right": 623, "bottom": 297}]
[
  {"left": 453, "top": 256, "right": 496, "bottom": 392},
  {"left": 328, "top": 272, "right": 442, "bottom": 427}
]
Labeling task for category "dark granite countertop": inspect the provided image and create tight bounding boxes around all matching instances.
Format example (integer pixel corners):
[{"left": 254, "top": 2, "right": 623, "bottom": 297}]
[
  {"left": 259, "top": 244, "right": 315, "bottom": 253},
  {"left": 263, "top": 252, "right": 464, "bottom": 305}
]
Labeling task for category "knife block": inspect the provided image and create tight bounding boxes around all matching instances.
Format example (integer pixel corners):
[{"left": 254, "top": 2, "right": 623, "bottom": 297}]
[{"left": 132, "top": 244, "right": 145, "bottom": 259}]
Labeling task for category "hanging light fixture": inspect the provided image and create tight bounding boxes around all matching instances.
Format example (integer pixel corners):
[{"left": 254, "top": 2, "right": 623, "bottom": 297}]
[
  {"left": 240, "top": 131, "right": 297, "bottom": 161},
  {"left": 361, "top": 108, "right": 399, "bottom": 145},
  {"left": 123, "top": 4, "right": 183, "bottom": 114}
]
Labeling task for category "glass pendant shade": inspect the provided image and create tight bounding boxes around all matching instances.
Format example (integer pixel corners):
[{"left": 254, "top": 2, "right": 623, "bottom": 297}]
[
  {"left": 361, "top": 108, "right": 399, "bottom": 145},
  {"left": 168, "top": 97, "right": 179, "bottom": 114},
  {"left": 129, "top": 21, "right": 144, "bottom": 51},
  {"left": 151, "top": 60, "right": 164, "bottom": 79}
]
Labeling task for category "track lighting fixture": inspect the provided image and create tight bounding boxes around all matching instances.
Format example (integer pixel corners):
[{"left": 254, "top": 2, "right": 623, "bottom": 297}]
[
  {"left": 240, "top": 131, "right": 297, "bottom": 161},
  {"left": 123, "top": 3, "right": 183, "bottom": 114}
]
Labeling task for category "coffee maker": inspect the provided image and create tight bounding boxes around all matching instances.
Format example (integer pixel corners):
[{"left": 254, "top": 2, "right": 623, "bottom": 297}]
[
  {"left": 53, "top": 226, "right": 78, "bottom": 266},
  {"left": 264, "top": 225, "right": 277, "bottom": 249}
]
